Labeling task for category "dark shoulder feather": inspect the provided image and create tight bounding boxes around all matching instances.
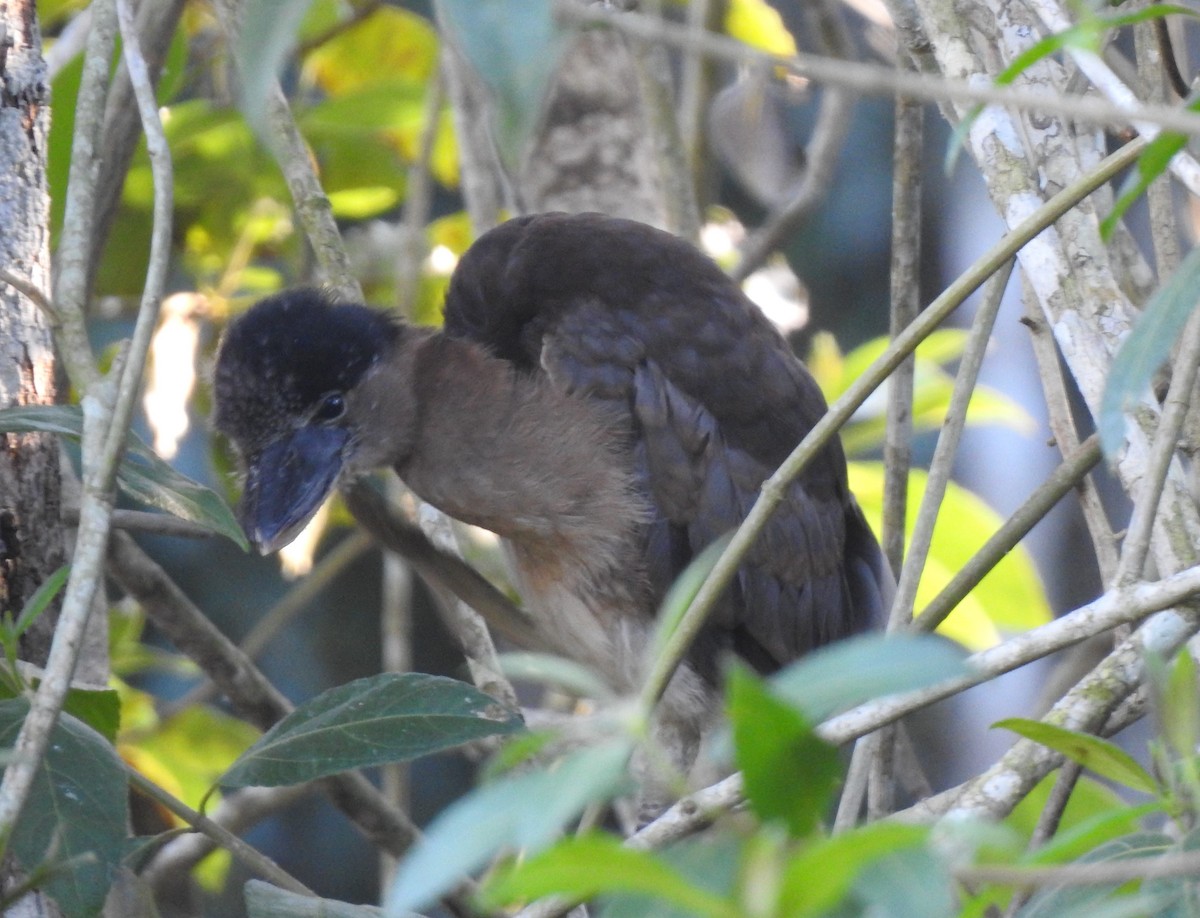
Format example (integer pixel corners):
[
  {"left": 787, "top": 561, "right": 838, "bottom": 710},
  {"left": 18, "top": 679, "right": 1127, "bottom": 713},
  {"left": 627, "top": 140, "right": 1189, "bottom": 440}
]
[{"left": 443, "top": 213, "right": 885, "bottom": 676}]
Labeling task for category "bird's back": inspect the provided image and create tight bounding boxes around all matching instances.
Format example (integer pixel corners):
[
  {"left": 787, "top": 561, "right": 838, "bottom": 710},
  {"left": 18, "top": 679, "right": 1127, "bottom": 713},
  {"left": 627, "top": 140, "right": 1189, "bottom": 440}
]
[{"left": 443, "top": 212, "right": 888, "bottom": 682}]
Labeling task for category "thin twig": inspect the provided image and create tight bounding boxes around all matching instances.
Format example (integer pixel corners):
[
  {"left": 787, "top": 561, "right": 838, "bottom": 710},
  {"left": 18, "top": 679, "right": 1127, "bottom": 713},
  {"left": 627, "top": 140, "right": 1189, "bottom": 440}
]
[
  {"left": 395, "top": 69, "right": 444, "bottom": 317},
  {"left": 1019, "top": 295, "right": 1119, "bottom": 582},
  {"left": 960, "top": 847, "right": 1200, "bottom": 887},
  {"left": 890, "top": 259, "right": 1014, "bottom": 625},
  {"left": 340, "top": 482, "right": 537, "bottom": 651},
  {"left": 129, "top": 769, "right": 314, "bottom": 897},
  {"left": 0, "top": 0, "right": 131, "bottom": 850},
  {"left": 912, "top": 436, "right": 1103, "bottom": 633},
  {"left": 559, "top": 2, "right": 1200, "bottom": 137},
  {"left": 295, "top": 0, "right": 384, "bottom": 57},
  {"left": 0, "top": 270, "right": 57, "bottom": 324},
  {"left": 106, "top": 531, "right": 423, "bottom": 857},
  {"left": 644, "top": 139, "right": 1144, "bottom": 709},
  {"left": 676, "top": 0, "right": 717, "bottom": 177},
  {"left": 60, "top": 508, "right": 213, "bottom": 539},
  {"left": 1113, "top": 302, "right": 1200, "bottom": 586},
  {"left": 1003, "top": 760, "right": 1083, "bottom": 916},
  {"left": 50, "top": 0, "right": 114, "bottom": 392},
  {"left": 636, "top": 558, "right": 1200, "bottom": 842},
  {"left": 882, "top": 89, "right": 924, "bottom": 579},
  {"left": 831, "top": 563, "right": 1200, "bottom": 747},
  {"left": 731, "top": 0, "right": 857, "bottom": 280},
  {"left": 161, "top": 530, "right": 374, "bottom": 718}
]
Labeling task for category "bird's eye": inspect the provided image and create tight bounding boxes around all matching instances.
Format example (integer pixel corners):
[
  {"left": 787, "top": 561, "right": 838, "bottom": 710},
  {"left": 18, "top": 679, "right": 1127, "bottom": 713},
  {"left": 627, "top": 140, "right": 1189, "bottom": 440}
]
[{"left": 313, "top": 392, "right": 346, "bottom": 423}]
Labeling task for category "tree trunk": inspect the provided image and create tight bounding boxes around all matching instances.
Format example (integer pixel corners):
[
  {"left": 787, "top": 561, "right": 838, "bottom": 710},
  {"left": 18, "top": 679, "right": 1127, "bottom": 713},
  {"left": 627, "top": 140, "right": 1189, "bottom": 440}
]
[{"left": 0, "top": 0, "right": 66, "bottom": 667}]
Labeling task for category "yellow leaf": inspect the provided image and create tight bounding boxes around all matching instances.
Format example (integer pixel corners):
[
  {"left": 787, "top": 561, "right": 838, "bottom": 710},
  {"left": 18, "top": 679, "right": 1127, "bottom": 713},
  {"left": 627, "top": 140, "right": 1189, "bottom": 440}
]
[
  {"left": 725, "top": 0, "right": 798, "bottom": 57},
  {"left": 848, "top": 463, "right": 1052, "bottom": 646},
  {"left": 304, "top": 8, "right": 438, "bottom": 95}
]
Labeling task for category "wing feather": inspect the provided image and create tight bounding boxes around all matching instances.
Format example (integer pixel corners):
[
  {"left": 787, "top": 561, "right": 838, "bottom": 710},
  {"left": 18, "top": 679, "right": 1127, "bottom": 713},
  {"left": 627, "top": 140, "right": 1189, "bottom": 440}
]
[{"left": 443, "top": 212, "right": 885, "bottom": 678}]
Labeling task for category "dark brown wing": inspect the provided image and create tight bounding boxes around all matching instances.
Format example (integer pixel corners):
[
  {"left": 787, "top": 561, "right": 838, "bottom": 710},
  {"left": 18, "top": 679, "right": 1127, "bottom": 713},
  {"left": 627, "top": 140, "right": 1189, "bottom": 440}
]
[{"left": 443, "top": 212, "right": 886, "bottom": 680}]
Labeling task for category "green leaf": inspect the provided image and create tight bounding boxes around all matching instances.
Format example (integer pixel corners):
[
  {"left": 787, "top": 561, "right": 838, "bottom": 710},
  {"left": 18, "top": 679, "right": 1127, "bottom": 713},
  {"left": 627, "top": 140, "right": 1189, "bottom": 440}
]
[
  {"left": 128, "top": 700, "right": 260, "bottom": 809},
  {"left": 0, "top": 699, "right": 128, "bottom": 918},
  {"left": 1102, "top": 130, "right": 1188, "bottom": 241},
  {"left": 995, "top": 718, "right": 1158, "bottom": 794},
  {"left": 245, "top": 879, "right": 389, "bottom": 917},
  {"left": 234, "top": 0, "right": 315, "bottom": 130},
  {"left": 1008, "top": 773, "right": 1156, "bottom": 865},
  {"left": 435, "top": 0, "right": 563, "bottom": 168},
  {"left": 1147, "top": 648, "right": 1200, "bottom": 762},
  {"left": 598, "top": 836, "right": 743, "bottom": 918},
  {"left": 771, "top": 632, "right": 970, "bottom": 722},
  {"left": 482, "top": 832, "right": 738, "bottom": 917},
  {"left": 10, "top": 565, "right": 69, "bottom": 637},
  {"left": 727, "top": 664, "right": 840, "bottom": 838},
  {"left": 1017, "top": 832, "right": 1174, "bottom": 917},
  {"left": 302, "top": 7, "right": 438, "bottom": 93},
  {"left": 778, "top": 822, "right": 930, "bottom": 916},
  {"left": 221, "top": 673, "right": 523, "bottom": 788},
  {"left": 61, "top": 689, "right": 121, "bottom": 746},
  {"left": 1099, "top": 246, "right": 1200, "bottom": 458},
  {"left": 0, "top": 404, "right": 248, "bottom": 550},
  {"left": 849, "top": 844, "right": 955, "bottom": 918},
  {"left": 385, "top": 740, "right": 632, "bottom": 914}
]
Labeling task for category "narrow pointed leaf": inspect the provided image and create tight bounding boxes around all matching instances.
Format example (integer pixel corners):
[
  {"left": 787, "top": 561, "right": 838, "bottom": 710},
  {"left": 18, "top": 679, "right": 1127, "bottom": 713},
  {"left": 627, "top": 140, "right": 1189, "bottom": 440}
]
[
  {"left": 1099, "top": 246, "right": 1200, "bottom": 458},
  {"left": 995, "top": 718, "right": 1157, "bottom": 794},
  {"left": 221, "top": 673, "right": 523, "bottom": 788}
]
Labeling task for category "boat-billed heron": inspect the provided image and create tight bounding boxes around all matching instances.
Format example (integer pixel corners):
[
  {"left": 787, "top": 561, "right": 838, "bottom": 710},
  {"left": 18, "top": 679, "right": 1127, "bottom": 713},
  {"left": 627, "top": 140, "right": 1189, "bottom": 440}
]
[{"left": 213, "top": 212, "right": 888, "bottom": 797}]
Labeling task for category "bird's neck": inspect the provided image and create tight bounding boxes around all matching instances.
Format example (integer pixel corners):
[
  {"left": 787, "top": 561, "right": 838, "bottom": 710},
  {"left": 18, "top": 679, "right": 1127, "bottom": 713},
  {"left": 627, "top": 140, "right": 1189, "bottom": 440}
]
[{"left": 374, "top": 332, "right": 647, "bottom": 594}]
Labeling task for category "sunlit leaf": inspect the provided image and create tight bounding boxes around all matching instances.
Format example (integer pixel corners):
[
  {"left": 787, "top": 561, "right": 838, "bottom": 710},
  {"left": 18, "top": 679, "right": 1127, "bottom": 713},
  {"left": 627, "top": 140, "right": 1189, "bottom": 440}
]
[
  {"left": 725, "top": 0, "right": 797, "bottom": 57},
  {"left": 0, "top": 699, "right": 128, "bottom": 918},
  {"left": 849, "top": 463, "right": 1052, "bottom": 645},
  {"left": 303, "top": 7, "right": 438, "bottom": 93},
  {"left": 385, "top": 740, "right": 632, "bottom": 914},
  {"left": 995, "top": 719, "right": 1158, "bottom": 794},
  {"left": 221, "top": 673, "right": 523, "bottom": 787}
]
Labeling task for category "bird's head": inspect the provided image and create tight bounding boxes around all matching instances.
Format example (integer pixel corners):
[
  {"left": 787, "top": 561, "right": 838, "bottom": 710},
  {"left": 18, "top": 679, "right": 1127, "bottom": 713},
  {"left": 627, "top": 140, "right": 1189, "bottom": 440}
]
[{"left": 213, "top": 289, "right": 403, "bottom": 554}]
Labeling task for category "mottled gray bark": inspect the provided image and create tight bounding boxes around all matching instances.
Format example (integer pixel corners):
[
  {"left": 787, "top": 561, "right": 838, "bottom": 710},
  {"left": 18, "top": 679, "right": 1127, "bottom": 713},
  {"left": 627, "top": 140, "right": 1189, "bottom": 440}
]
[{"left": 0, "top": 0, "right": 66, "bottom": 668}]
